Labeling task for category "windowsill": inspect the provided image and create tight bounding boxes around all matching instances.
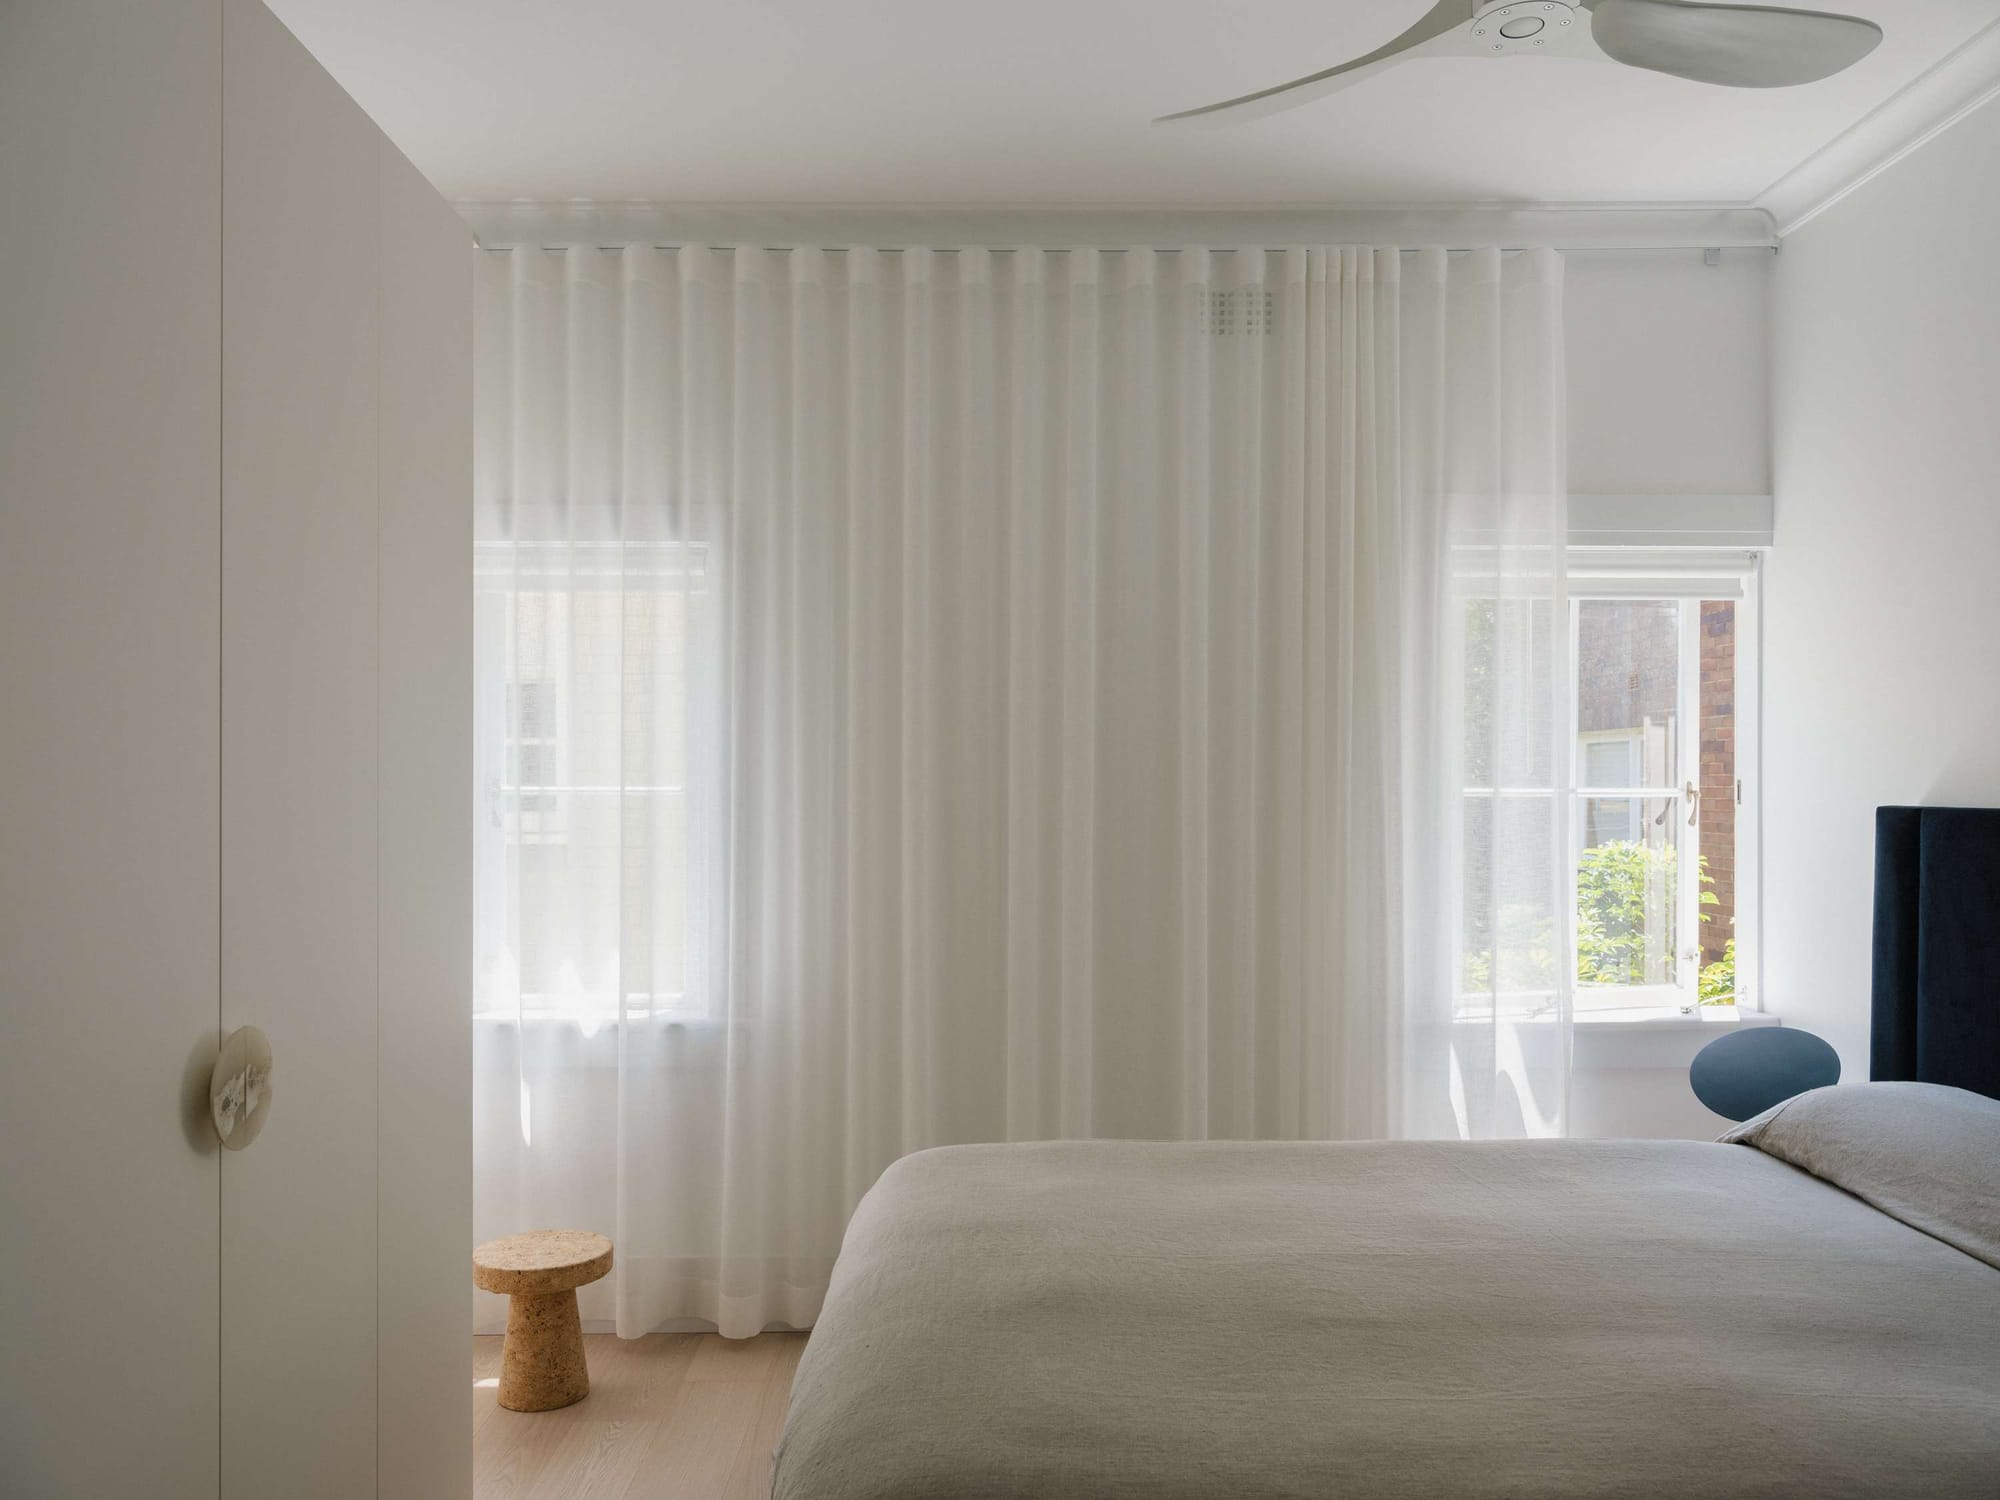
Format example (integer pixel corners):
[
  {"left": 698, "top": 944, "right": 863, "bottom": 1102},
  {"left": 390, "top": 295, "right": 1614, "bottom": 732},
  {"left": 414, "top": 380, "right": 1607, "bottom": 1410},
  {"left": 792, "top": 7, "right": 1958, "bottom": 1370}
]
[
  {"left": 473, "top": 1008, "right": 733, "bottom": 1071},
  {"left": 1573, "top": 1003, "right": 1781, "bottom": 1071},
  {"left": 1574, "top": 1003, "right": 1780, "bottom": 1032},
  {"left": 474, "top": 1009, "right": 717, "bottom": 1028},
  {"left": 474, "top": 1005, "right": 1778, "bottom": 1080}
]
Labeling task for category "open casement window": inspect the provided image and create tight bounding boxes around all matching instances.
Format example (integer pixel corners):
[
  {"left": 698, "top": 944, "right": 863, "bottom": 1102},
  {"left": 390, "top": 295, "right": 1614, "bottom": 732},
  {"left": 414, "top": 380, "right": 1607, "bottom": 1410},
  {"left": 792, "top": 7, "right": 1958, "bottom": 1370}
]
[
  {"left": 473, "top": 540, "right": 715, "bottom": 1027},
  {"left": 1567, "top": 549, "right": 1759, "bottom": 1014}
]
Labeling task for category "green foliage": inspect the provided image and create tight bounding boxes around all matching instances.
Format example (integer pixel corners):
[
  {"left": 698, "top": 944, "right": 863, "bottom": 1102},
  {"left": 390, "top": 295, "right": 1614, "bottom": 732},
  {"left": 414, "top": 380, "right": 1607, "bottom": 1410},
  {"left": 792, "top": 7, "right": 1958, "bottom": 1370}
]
[
  {"left": 1461, "top": 904, "right": 1559, "bottom": 997},
  {"left": 1575, "top": 838, "right": 1731, "bottom": 1001},
  {"left": 1699, "top": 939, "right": 1737, "bottom": 1006},
  {"left": 1576, "top": 840, "right": 1660, "bottom": 986}
]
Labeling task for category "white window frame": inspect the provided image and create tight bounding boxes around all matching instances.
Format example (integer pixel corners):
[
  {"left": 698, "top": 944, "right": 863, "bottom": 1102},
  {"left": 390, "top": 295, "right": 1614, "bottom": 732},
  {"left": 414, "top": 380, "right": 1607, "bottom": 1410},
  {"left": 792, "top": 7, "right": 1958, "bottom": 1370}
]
[{"left": 1567, "top": 548, "right": 1761, "bottom": 1015}]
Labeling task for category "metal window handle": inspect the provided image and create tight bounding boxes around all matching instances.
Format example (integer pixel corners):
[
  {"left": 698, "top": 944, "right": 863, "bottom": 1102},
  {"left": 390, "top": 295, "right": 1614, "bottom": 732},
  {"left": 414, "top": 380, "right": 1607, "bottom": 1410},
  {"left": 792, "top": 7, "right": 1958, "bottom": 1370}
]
[{"left": 1685, "top": 780, "right": 1700, "bottom": 827}]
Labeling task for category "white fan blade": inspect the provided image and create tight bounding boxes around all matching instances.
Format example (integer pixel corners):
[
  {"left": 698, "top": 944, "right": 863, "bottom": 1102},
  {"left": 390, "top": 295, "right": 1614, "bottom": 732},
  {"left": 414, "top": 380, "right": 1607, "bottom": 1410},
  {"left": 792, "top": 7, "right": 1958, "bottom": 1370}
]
[
  {"left": 1155, "top": 0, "right": 1476, "bottom": 126},
  {"left": 1589, "top": 0, "right": 1882, "bottom": 87}
]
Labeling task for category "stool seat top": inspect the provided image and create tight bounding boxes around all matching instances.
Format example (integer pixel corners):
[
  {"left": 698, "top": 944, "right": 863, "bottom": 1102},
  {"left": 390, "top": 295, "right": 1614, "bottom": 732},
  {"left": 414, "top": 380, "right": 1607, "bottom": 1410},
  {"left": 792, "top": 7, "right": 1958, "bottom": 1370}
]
[{"left": 474, "top": 1229, "right": 613, "bottom": 1295}]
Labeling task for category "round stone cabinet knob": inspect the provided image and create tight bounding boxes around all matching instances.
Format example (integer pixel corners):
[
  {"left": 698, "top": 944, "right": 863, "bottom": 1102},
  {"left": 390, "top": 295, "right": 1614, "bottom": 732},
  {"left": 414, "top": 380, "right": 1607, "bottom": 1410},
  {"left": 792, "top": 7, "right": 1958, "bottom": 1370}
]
[{"left": 210, "top": 1025, "right": 274, "bottom": 1150}]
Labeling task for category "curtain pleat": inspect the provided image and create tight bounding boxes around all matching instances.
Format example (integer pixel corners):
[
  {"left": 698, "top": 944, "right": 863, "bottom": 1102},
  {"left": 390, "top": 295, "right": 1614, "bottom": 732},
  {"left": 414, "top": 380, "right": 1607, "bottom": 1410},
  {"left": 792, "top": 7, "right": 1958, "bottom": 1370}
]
[{"left": 473, "top": 244, "right": 1568, "bottom": 1338}]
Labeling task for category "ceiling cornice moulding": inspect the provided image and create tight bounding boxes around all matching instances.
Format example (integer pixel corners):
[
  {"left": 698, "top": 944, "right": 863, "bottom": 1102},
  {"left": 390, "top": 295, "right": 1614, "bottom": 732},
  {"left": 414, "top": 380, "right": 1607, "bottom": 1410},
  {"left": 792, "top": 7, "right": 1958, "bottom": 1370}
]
[
  {"left": 460, "top": 12, "right": 2000, "bottom": 265},
  {"left": 1756, "top": 16, "right": 2000, "bottom": 237},
  {"left": 457, "top": 201, "right": 1778, "bottom": 253}
]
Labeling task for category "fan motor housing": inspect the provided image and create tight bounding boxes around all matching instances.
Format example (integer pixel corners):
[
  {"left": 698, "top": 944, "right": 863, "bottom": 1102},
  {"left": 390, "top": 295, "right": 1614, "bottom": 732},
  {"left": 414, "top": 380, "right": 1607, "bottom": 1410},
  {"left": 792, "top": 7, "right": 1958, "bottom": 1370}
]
[{"left": 1472, "top": 1, "right": 1583, "bottom": 53}]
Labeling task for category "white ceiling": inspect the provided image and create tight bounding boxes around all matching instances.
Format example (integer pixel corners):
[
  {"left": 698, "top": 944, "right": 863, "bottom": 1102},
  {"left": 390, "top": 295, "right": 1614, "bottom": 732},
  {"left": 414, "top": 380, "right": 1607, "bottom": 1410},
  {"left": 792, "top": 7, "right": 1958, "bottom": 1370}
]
[{"left": 267, "top": 0, "right": 2000, "bottom": 207}]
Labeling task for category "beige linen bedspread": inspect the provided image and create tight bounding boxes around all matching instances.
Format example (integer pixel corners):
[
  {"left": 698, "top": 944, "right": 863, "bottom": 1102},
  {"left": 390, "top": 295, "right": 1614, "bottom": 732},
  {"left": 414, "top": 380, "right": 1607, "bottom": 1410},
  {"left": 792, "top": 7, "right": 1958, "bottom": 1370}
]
[{"left": 772, "top": 1139, "right": 2000, "bottom": 1498}]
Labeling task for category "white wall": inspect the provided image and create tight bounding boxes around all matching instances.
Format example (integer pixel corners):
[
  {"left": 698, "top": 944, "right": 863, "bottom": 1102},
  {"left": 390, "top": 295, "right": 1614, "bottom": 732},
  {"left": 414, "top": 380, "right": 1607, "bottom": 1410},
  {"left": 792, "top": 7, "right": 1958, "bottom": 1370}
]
[
  {"left": 1566, "top": 247, "right": 1771, "bottom": 497},
  {"left": 1766, "top": 98, "right": 2000, "bottom": 1077}
]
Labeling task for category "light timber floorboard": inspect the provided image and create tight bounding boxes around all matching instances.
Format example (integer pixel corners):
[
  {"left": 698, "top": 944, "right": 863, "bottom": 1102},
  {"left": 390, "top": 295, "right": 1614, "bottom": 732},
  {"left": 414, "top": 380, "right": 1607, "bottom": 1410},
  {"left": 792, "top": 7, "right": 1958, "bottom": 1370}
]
[{"left": 474, "top": 1333, "right": 806, "bottom": 1500}]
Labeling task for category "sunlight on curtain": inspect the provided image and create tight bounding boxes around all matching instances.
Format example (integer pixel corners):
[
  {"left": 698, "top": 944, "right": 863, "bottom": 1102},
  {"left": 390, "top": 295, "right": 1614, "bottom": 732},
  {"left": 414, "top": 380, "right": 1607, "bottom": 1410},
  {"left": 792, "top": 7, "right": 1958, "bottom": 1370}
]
[
  {"left": 472, "top": 243, "right": 1567, "bottom": 1337},
  {"left": 1403, "top": 249, "right": 1572, "bottom": 1140}
]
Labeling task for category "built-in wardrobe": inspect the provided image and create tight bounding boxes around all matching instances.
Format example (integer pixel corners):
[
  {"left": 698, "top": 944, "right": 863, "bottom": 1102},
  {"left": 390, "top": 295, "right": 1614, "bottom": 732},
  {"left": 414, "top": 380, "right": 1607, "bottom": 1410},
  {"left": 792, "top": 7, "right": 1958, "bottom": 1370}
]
[{"left": 0, "top": 2, "right": 470, "bottom": 1495}]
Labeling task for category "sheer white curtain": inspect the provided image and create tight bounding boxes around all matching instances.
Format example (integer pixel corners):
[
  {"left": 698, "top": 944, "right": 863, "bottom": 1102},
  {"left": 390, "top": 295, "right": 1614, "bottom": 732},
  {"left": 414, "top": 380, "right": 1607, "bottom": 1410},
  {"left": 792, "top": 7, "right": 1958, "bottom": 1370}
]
[{"left": 473, "top": 243, "right": 1567, "bottom": 1338}]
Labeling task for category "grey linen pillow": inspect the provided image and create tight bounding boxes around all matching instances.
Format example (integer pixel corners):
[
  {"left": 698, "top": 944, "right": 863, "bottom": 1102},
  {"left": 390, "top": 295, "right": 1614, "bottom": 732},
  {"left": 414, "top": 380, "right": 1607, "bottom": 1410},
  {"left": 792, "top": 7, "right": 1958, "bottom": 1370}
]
[{"left": 1724, "top": 1081, "right": 2000, "bottom": 1270}]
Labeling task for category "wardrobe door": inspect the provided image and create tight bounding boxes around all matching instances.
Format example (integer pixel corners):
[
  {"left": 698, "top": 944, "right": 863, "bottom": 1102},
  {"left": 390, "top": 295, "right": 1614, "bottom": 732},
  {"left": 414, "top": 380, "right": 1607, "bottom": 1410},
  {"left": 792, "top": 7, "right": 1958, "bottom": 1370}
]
[
  {"left": 221, "top": 0, "right": 382, "bottom": 1491},
  {"left": 376, "top": 143, "right": 474, "bottom": 1500},
  {"left": 0, "top": 3, "right": 224, "bottom": 1496}
]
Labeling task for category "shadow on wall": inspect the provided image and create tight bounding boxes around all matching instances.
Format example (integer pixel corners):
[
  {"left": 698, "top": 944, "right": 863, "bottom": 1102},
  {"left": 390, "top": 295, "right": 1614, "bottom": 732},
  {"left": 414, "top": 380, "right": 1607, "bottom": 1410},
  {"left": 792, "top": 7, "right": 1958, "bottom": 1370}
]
[{"left": 1571, "top": 1064, "right": 1734, "bottom": 1140}]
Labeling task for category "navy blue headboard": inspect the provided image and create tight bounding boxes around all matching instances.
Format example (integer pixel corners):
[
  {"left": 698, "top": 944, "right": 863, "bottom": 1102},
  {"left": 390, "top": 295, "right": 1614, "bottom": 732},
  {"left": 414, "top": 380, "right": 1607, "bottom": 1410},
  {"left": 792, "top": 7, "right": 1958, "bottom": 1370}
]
[{"left": 1872, "top": 807, "right": 2000, "bottom": 1100}]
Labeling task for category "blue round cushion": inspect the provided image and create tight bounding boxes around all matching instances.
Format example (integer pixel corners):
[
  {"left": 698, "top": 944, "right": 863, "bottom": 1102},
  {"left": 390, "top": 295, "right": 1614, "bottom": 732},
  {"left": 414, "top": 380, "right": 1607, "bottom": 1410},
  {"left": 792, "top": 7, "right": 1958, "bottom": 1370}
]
[{"left": 1690, "top": 1027, "right": 1842, "bottom": 1123}]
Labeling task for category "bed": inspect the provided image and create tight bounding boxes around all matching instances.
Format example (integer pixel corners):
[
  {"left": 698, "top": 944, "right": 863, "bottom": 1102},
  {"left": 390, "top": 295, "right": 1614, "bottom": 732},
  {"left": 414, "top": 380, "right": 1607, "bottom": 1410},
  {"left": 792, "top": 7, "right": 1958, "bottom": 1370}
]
[{"left": 773, "top": 808, "right": 2000, "bottom": 1499}]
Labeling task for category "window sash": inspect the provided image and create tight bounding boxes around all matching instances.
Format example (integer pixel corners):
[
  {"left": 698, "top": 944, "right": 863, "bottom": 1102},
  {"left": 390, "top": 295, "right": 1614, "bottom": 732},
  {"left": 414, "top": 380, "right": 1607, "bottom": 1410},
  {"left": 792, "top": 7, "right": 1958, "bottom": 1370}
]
[
  {"left": 1564, "top": 585, "right": 1753, "bottom": 1012},
  {"left": 1569, "top": 596, "right": 1696, "bottom": 1007}
]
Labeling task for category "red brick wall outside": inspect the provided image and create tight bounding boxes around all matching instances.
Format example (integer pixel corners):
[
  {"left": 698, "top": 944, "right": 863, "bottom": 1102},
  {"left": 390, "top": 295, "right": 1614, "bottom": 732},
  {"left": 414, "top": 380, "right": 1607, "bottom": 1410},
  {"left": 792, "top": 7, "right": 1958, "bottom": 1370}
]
[
  {"left": 1576, "top": 605, "right": 1678, "bottom": 739},
  {"left": 1699, "top": 602, "right": 1736, "bottom": 970}
]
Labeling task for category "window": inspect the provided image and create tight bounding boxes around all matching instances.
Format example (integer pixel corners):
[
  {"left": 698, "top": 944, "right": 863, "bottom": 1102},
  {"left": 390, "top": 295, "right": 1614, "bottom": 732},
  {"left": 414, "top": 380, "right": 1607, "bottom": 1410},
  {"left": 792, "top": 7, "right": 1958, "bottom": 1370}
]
[
  {"left": 473, "top": 541, "right": 712, "bottom": 1025},
  {"left": 1457, "top": 550, "right": 1759, "bottom": 1019},
  {"left": 1458, "top": 591, "right": 1564, "bottom": 1012},
  {"left": 1568, "top": 552, "right": 1758, "bottom": 1013},
  {"left": 506, "top": 679, "right": 562, "bottom": 832}
]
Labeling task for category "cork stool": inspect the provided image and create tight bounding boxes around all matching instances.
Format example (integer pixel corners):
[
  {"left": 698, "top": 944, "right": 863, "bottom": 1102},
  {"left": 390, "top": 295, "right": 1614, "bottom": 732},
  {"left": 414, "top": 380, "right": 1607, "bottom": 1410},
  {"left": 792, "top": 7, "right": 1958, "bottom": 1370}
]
[{"left": 473, "top": 1229, "right": 614, "bottom": 1412}]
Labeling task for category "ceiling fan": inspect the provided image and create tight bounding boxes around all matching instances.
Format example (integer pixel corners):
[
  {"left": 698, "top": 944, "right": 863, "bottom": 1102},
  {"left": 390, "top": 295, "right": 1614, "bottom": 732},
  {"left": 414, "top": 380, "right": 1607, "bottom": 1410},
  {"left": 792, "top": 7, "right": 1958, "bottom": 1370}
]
[{"left": 1157, "top": 0, "right": 1884, "bottom": 125}]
